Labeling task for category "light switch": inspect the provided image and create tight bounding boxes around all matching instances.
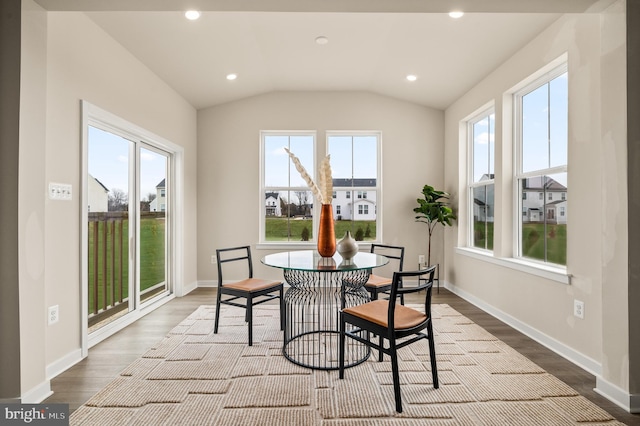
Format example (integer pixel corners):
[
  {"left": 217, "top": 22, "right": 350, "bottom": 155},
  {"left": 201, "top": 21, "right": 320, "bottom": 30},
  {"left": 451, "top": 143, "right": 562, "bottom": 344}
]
[{"left": 49, "top": 183, "right": 72, "bottom": 200}]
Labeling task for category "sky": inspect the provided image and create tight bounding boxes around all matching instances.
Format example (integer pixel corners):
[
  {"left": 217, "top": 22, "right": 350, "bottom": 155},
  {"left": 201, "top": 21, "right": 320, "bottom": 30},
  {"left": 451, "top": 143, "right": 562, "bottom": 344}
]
[
  {"left": 263, "top": 134, "right": 378, "bottom": 205},
  {"left": 264, "top": 134, "right": 377, "bottom": 186},
  {"left": 472, "top": 72, "right": 567, "bottom": 187},
  {"left": 88, "top": 126, "right": 167, "bottom": 202}
]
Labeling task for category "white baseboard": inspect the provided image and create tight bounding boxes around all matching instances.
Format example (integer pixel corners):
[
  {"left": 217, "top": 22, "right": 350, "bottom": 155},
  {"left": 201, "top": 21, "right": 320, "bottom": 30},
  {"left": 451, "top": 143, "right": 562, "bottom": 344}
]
[
  {"left": 444, "top": 281, "right": 601, "bottom": 376},
  {"left": 180, "top": 280, "right": 198, "bottom": 295},
  {"left": 595, "top": 377, "right": 640, "bottom": 413},
  {"left": 197, "top": 280, "right": 217, "bottom": 288},
  {"left": 21, "top": 380, "right": 52, "bottom": 403},
  {"left": 46, "top": 348, "right": 84, "bottom": 381}
]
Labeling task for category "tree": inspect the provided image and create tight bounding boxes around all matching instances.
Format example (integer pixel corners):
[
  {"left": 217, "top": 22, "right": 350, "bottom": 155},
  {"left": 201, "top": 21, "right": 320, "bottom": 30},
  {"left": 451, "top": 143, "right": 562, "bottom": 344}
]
[
  {"left": 294, "top": 191, "right": 311, "bottom": 217},
  {"left": 279, "top": 196, "right": 289, "bottom": 217},
  {"left": 148, "top": 193, "right": 156, "bottom": 202},
  {"left": 414, "top": 184, "right": 457, "bottom": 266},
  {"left": 108, "top": 189, "right": 128, "bottom": 212}
]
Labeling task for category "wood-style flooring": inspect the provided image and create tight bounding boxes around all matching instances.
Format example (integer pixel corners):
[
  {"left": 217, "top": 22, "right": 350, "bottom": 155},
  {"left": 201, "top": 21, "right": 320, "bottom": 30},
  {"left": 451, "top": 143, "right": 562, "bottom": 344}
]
[{"left": 44, "top": 287, "right": 640, "bottom": 425}]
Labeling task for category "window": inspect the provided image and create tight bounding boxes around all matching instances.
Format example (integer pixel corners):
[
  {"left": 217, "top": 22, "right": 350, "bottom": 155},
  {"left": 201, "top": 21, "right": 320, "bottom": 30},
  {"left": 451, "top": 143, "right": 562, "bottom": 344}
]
[
  {"left": 328, "top": 132, "right": 380, "bottom": 241},
  {"left": 261, "top": 132, "right": 315, "bottom": 242},
  {"left": 336, "top": 205, "right": 341, "bottom": 215},
  {"left": 515, "top": 64, "right": 568, "bottom": 266},
  {"left": 468, "top": 109, "right": 495, "bottom": 251},
  {"left": 358, "top": 205, "right": 369, "bottom": 215}
]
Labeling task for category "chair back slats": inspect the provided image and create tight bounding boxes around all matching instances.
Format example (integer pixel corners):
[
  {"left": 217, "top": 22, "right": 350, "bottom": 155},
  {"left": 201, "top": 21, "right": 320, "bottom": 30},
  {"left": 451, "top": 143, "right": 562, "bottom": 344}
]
[
  {"left": 216, "top": 246, "right": 254, "bottom": 287},
  {"left": 370, "top": 244, "right": 404, "bottom": 275},
  {"left": 387, "top": 267, "right": 436, "bottom": 331}
]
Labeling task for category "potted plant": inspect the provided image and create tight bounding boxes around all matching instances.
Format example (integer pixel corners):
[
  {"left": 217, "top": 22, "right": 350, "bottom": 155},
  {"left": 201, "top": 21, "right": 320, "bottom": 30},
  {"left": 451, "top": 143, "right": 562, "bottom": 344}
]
[{"left": 414, "top": 184, "right": 457, "bottom": 266}]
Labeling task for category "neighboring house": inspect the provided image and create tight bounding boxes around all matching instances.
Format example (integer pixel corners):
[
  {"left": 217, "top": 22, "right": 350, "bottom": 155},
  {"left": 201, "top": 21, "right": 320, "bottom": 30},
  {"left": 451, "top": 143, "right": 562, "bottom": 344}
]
[
  {"left": 265, "top": 192, "right": 281, "bottom": 216},
  {"left": 331, "top": 178, "right": 377, "bottom": 221},
  {"left": 150, "top": 178, "right": 166, "bottom": 212},
  {"left": 522, "top": 176, "right": 567, "bottom": 224},
  {"left": 87, "top": 174, "right": 109, "bottom": 212},
  {"left": 473, "top": 174, "right": 495, "bottom": 223},
  {"left": 264, "top": 179, "right": 377, "bottom": 220}
]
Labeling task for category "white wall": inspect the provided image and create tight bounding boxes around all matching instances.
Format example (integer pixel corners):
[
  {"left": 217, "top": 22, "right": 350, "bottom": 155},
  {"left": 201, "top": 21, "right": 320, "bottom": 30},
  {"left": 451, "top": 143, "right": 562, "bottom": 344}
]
[
  {"left": 19, "top": 8, "right": 198, "bottom": 400},
  {"left": 444, "top": 4, "right": 629, "bottom": 407},
  {"left": 197, "top": 91, "right": 443, "bottom": 282}
]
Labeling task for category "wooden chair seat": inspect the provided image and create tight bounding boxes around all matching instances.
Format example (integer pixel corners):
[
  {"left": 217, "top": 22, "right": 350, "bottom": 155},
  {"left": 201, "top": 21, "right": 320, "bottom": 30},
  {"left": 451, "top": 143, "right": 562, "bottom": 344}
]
[
  {"left": 364, "top": 274, "right": 392, "bottom": 288},
  {"left": 224, "top": 278, "right": 282, "bottom": 292},
  {"left": 343, "top": 300, "right": 427, "bottom": 330}
]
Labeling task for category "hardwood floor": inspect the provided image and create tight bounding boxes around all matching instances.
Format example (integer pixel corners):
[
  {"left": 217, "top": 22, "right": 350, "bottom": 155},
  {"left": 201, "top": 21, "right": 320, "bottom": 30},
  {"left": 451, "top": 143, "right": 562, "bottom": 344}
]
[{"left": 45, "top": 287, "right": 640, "bottom": 424}]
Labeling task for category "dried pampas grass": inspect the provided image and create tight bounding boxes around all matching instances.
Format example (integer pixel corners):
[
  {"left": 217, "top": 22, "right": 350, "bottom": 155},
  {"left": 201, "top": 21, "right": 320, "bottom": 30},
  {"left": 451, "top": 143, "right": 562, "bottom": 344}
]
[{"left": 284, "top": 147, "right": 332, "bottom": 205}]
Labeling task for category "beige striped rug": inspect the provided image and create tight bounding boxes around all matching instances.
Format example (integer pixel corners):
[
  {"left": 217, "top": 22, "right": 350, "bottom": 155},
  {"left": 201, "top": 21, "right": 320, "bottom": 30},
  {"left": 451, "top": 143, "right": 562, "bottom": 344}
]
[{"left": 70, "top": 304, "right": 624, "bottom": 425}]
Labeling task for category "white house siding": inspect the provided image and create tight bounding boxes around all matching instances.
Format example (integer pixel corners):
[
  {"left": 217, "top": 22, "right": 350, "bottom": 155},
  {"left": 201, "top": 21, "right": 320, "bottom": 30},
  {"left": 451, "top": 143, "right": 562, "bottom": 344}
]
[
  {"left": 332, "top": 189, "right": 377, "bottom": 221},
  {"left": 87, "top": 175, "right": 108, "bottom": 212}
]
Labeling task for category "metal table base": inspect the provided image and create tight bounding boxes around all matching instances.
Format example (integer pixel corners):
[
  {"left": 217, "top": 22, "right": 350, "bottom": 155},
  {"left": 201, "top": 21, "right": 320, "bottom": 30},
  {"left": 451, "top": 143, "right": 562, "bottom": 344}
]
[{"left": 283, "top": 268, "right": 371, "bottom": 370}]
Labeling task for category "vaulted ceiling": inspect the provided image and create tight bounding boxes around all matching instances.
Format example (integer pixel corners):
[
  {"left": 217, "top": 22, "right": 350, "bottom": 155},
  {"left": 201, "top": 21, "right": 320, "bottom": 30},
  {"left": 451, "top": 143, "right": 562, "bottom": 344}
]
[{"left": 34, "top": 0, "right": 609, "bottom": 109}]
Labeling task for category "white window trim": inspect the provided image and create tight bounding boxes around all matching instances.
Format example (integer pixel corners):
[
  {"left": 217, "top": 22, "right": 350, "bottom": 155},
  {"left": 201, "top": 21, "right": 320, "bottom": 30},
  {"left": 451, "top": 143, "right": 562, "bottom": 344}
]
[
  {"left": 513, "top": 58, "right": 568, "bottom": 267},
  {"left": 326, "top": 130, "right": 383, "bottom": 244},
  {"left": 467, "top": 106, "right": 495, "bottom": 252},
  {"left": 258, "top": 130, "right": 317, "bottom": 248},
  {"left": 456, "top": 247, "right": 570, "bottom": 284}
]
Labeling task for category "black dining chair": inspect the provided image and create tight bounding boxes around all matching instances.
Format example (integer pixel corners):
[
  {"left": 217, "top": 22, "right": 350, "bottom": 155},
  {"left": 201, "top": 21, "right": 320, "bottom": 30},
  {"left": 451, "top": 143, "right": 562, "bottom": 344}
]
[
  {"left": 339, "top": 266, "right": 438, "bottom": 413},
  {"left": 214, "top": 245, "right": 284, "bottom": 346},
  {"left": 364, "top": 244, "right": 405, "bottom": 303}
]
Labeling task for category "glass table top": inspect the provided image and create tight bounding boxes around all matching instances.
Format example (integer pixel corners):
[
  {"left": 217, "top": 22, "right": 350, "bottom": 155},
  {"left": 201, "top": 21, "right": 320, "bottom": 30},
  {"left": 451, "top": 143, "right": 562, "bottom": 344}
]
[{"left": 261, "top": 250, "right": 389, "bottom": 272}]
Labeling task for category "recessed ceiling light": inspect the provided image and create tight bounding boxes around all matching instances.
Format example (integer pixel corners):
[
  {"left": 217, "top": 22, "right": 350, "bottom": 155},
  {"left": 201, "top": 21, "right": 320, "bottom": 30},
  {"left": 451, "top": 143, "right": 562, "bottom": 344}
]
[
  {"left": 226, "top": 73, "right": 237, "bottom": 81},
  {"left": 449, "top": 11, "right": 464, "bottom": 19},
  {"left": 315, "top": 36, "right": 329, "bottom": 45},
  {"left": 406, "top": 75, "right": 418, "bottom": 82},
  {"left": 185, "top": 10, "right": 201, "bottom": 20}
]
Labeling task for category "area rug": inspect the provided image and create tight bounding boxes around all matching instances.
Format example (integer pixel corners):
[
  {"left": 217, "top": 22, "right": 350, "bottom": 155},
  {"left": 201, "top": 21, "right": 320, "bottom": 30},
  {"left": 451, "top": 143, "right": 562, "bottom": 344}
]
[{"left": 70, "top": 304, "right": 624, "bottom": 425}]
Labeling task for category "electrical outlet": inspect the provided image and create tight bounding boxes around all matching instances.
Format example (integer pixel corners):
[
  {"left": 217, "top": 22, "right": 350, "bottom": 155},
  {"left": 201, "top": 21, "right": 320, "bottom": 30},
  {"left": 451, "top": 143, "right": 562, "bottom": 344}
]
[
  {"left": 573, "top": 300, "right": 584, "bottom": 319},
  {"left": 48, "top": 305, "right": 59, "bottom": 325},
  {"left": 211, "top": 255, "right": 216, "bottom": 264},
  {"left": 418, "top": 255, "right": 426, "bottom": 265}
]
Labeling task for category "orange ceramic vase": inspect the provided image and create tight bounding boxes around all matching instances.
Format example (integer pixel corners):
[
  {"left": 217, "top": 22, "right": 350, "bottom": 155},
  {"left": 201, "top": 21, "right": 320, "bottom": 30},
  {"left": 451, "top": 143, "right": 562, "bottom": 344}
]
[{"left": 317, "top": 204, "right": 336, "bottom": 257}]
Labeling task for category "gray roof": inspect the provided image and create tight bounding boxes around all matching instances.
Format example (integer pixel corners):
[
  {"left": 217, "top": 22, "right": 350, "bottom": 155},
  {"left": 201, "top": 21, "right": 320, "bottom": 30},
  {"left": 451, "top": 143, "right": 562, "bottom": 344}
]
[{"left": 332, "top": 178, "right": 376, "bottom": 187}]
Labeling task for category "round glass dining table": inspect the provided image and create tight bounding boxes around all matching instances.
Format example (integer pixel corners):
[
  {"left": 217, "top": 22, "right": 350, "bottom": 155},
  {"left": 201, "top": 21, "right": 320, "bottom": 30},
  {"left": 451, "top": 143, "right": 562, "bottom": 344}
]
[{"left": 261, "top": 250, "right": 389, "bottom": 370}]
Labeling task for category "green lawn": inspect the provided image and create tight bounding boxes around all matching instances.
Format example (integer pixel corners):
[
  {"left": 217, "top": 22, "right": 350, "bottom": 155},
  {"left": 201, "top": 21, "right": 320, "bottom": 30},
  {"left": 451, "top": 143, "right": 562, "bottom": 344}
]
[
  {"left": 265, "top": 217, "right": 376, "bottom": 241},
  {"left": 88, "top": 216, "right": 165, "bottom": 314},
  {"left": 473, "top": 221, "right": 494, "bottom": 250},
  {"left": 522, "top": 223, "right": 567, "bottom": 265},
  {"left": 472, "top": 221, "right": 566, "bottom": 265}
]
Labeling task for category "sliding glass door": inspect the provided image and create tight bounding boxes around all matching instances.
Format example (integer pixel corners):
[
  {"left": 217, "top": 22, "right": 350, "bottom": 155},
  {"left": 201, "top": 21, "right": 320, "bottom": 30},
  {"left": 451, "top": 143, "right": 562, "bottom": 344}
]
[
  {"left": 138, "top": 146, "right": 169, "bottom": 305},
  {"left": 86, "top": 125, "right": 172, "bottom": 336}
]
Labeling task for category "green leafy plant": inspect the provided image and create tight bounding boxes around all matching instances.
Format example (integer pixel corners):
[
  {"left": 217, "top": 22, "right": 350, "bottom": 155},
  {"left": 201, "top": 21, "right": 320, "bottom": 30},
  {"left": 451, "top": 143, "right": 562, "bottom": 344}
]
[{"left": 414, "top": 184, "right": 457, "bottom": 266}]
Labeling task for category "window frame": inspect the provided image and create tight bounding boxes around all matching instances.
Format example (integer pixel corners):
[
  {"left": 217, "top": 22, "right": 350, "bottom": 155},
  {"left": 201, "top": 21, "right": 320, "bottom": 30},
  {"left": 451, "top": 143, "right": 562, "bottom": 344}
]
[
  {"left": 259, "top": 130, "right": 317, "bottom": 246},
  {"left": 326, "top": 131, "right": 382, "bottom": 244},
  {"left": 467, "top": 107, "right": 495, "bottom": 252},
  {"left": 513, "top": 62, "right": 568, "bottom": 267}
]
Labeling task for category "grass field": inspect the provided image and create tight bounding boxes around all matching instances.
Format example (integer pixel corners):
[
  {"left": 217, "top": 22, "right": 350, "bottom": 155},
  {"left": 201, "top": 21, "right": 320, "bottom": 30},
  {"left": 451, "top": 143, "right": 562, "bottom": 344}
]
[
  {"left": 265, "top": 217, "right": 376, "bottom": 241},
  {"left": 473, "top": 221, "right": 494, "bottom": 250},
  {"left": 88, "top": 216, "right": 165, "bottom": 314},
  {"left": 522, "top": 222, "right": 566, "bottom": 265},
  {"left": 473, "top": 221, "right": 566, "bottom": 265}
]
